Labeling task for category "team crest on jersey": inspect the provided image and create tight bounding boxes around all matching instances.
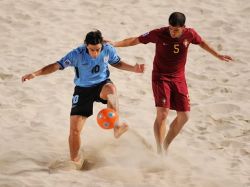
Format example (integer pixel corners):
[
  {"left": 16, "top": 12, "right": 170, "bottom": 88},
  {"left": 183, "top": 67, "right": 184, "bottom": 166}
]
[
  {"left": 183, "top": 39, "right": 189, "bottom": 47},
  {"left": 104, "top": 55, "right": 109, "bottom": 63},
  {"left": 161, "top": 98, "right": 166, "bottom": 104},
  {"left": 64, "top": 59, "right": 72, "bottom": 67}
]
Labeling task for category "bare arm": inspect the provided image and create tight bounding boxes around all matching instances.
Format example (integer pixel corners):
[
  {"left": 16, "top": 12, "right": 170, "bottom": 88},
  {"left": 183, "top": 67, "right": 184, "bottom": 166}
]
[
  {"left": 113, "top": 37, "right": 141, "bottom": 47},
  {"left": 111, "top": 60, "right": 144, "bottom": 73},
  {"left": 21, "top": 62, "right": 60, "bottom": 82},
  {"left": 199, "top": 40, "right": 233, "bottom": 62}
]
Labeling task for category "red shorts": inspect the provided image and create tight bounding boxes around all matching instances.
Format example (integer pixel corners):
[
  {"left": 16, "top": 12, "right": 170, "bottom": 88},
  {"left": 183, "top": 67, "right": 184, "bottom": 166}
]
[{"left": 152, "top": 80, "right": 190, "bottom": 111}]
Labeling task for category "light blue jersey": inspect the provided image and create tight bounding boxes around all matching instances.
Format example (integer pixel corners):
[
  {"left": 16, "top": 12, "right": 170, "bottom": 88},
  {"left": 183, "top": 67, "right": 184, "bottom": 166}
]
[{"left": 57, "top": 43, "right": 120, "bottom": 87}]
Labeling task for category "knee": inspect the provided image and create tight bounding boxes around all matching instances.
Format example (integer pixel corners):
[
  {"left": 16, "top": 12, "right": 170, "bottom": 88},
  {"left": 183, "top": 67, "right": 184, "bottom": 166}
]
[
  {"left": 70, "top": 116, "right": 84, "bottom": 136},
  {"left": 177, "top": 112, "right": 190, "bottom": 123},
  {"left": 101, "top": 84, "right": 116, "bottom": 99},
  {"left": 183, "top": 113, "right": 190, "bottom": 122},
  {"left": 105, "top": 84, "right": 116, "bottom": 94},
  {"left": 156, "top": 110, "right": 168, "bottom": 122},
  {"left": 70, "top": 126, "right": 81, "bottom": 137}
]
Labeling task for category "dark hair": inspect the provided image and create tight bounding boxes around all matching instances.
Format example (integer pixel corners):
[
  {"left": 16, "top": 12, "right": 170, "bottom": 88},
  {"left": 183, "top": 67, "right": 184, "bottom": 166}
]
[
  {"left": 169, "top": 12, "right": 186, "bottom": 27},
  {"left": 84, "top": 30, "right": 103, "bottom": 45}
]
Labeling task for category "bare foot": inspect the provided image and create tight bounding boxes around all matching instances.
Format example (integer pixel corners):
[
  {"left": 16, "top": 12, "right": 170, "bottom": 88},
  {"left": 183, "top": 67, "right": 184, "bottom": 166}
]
[
  {"left": 71, "top": 155, "right": 87, "bottom": 170},
  {"left": 72, "top": 155, "right": 81, "bottom": 162},
  {"left": 157, "top": 145, "right": 163, "bottom": 155},
  {"left": 114, "top": 123, "right": 129, "bottom": 138},
  {"left": 163, "top": 141, "right": 169, "bottom": 155}
]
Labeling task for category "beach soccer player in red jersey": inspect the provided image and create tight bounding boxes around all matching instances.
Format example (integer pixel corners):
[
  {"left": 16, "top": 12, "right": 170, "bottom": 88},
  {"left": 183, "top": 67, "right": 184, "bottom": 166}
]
[{"left": 111, "top": 12, "right": 233, "bottom": 154}]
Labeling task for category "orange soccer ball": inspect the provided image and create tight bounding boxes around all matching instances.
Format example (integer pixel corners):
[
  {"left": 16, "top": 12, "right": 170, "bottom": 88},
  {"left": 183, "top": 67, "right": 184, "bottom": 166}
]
[{"left": 96, "top": 108, "right": 119, "bottom": 129}]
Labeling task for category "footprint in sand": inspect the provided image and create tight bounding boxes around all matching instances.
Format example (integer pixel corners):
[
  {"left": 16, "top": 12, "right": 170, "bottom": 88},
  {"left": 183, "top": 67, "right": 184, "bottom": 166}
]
[
  {"left": 134, "top": 56, "right": 146, "bottom": 64},
  {"left": 48, "top": 150, "right": 105, "bottom": 172},
  {"left": 207, "top": 103, "right": 240, "bottom": 114},
  {"left": 0, "top": 152, "right": 49, "bottom": 175},
  {"left": 48, "top": 159, "right": 81, "bottom": 172},
  {"left": 0, "top": 73, "right": 13, "bottom": 80},
  {"left": 240, "top": 149, "right": 250, "bottom": 156},
  {"left": 128, "top": 129, "right": 154, "bottom": 151}
]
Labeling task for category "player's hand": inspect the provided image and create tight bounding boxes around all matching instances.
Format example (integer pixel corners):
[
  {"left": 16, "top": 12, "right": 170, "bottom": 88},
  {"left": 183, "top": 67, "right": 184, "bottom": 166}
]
[
  {"left": 134, "top": 63, "right": 145, "bottom": 73},
  {"left": 21, "top": 73, "right": 36, "bottom": 82},
  {"left": 218, "top": 55, "right": 233, "bottom": 62}
]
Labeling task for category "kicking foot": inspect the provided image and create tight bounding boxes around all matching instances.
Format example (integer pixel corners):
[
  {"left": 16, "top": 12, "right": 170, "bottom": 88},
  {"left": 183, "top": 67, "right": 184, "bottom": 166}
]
[{"left": 114, "top": 123, "right": 129, "bottom": 138}]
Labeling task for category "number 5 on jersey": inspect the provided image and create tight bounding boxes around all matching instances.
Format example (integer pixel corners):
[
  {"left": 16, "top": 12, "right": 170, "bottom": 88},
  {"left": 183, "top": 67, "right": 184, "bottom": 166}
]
[{"left": 174, "top": 44, "right": 179, "bottom": 53}]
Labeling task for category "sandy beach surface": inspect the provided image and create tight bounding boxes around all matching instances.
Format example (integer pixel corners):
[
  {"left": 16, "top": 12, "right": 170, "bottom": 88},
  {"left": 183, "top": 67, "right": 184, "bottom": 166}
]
[{"left": 0, "top": 0, "right": 250, "bottom": 186}]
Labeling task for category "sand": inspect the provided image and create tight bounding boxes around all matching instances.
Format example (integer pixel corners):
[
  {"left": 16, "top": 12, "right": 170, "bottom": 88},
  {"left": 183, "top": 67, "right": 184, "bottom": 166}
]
[{"left": 0, "top": 0, "right": 249, "bottom": 186}]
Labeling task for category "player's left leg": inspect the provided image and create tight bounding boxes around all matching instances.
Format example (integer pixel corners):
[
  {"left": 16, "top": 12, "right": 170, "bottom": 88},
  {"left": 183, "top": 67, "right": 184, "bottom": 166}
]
[
  {"left": 163, "top": 111, "right": 189, "bottom": 152},
  {"left": 163, "top": 80, "right": 190, "bottom": 152},
  {"left": 100, "top": 83, "right": 128, "bottom": 138}
]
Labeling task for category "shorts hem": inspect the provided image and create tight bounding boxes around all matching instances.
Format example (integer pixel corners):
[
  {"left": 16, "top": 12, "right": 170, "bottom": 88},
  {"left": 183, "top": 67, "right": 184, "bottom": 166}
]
[
  {"left": 70, "top": 113, "right": 92, "bottom": 117},
  {"left": 154, "top": 104, "right": 190, "bottom": 112}
]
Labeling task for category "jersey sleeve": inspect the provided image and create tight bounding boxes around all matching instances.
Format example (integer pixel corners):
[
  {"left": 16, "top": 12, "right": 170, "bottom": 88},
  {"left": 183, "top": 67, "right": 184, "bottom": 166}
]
[
  {"left": 190, "top": 28, "right": 203, "bottom": 45},
  {"left": 138, "top": 29, "right": 159, "bottom": 44},
  {"left": 57, "top": 49, "right": 78, "bottom": 70},
  {"left": 107, "top": 45, "right": 121, "bottom": 65}
]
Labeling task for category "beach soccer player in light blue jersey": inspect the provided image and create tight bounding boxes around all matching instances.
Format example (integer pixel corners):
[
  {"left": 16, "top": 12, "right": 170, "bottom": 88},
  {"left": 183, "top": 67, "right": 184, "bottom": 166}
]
[
  {"left": 22, "top": 30, "right": 145, "bottom": 164},
  {"left": 57, "top": 39, "right": 121, "bottom": 87}
]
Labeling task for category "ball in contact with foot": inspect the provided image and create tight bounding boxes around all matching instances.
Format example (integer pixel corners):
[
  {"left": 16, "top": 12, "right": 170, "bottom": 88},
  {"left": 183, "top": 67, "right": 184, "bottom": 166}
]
[{"left": 96, "top": 108, "right": 119, "bottom": 129}]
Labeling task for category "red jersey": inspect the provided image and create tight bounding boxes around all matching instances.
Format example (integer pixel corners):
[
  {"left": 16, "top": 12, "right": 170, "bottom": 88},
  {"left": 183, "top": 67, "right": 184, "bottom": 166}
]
[{"left": 138, "top": 27, "right": 202, "bottom": 81}]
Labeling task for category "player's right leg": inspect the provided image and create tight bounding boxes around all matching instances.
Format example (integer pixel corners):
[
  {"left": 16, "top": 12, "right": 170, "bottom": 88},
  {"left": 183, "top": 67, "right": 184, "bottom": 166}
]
[
  {"left": 154, "top": 107, "right": 169, "bottom": 154},
  {"left": 69, "top": 115, "right": 86, "bottom": 162},
  {"left": 152, "top": 80, "right": 170, "bottom": 154},
  {"left": 69, "top": 86, "right": 94, "bottom": 162}
]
